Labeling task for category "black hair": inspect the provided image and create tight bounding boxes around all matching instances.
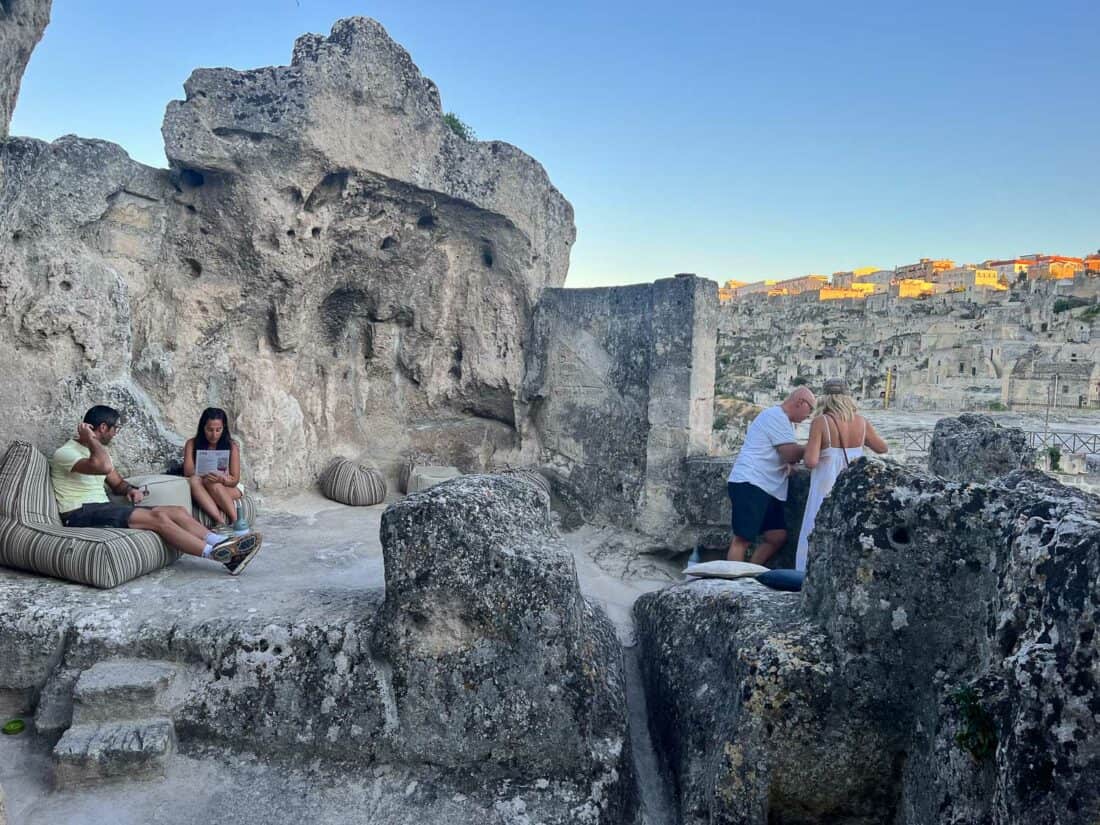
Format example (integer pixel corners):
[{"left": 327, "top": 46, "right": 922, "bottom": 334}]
[
  {"left": 192, "top": 407, "right": 233, "bottom": 458},
  {"left": 83, "top": 405, "right": 121, "bottom": 430}
]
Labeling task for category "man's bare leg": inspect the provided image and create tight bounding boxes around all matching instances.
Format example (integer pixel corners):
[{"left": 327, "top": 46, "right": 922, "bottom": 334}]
[
  {"left": 128, "top": 508, "right": 208, "bottom": 556},
  {"left": 750, "top": 528, "right": 787, "bottom": 566},
  {"left": 727, "top": 534, "right": 752, "bottom": 562}
]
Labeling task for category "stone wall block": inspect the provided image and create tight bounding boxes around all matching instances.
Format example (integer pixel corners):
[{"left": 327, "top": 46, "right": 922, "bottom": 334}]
[
  {"left": 928, "top": 413, "right": 1033, "bottom": 482},
  {"left": 373, "top": 474, "right": 630, "bottom": 793}
]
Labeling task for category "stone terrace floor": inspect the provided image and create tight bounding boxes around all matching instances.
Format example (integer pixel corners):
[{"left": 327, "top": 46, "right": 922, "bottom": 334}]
[{"left": 0, "top": 489, "right": 681, "bottom": 825}]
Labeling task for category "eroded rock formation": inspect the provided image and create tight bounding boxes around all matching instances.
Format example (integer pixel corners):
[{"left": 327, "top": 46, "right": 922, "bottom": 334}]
[
  {"left": 637, "top": 458, "right": 1100, "bottom": 824},
  {"left": 0, "top": 17, "right": 574, "bottom": 488},
  {"left": 928, "top": 412, "right": 1033, "bottom": 482},
  {"left": 0, "top": 0, "right": 51, "bottom": 139}
]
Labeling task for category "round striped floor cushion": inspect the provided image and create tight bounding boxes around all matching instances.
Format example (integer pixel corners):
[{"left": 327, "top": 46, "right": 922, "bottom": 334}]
[{"left": 319, "top": 458, "right": 386, "bottom": 506}]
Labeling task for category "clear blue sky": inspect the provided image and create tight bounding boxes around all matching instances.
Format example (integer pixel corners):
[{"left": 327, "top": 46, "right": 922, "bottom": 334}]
[{"left": 10, "top": 0, "right": 1100, "bottom": 288}]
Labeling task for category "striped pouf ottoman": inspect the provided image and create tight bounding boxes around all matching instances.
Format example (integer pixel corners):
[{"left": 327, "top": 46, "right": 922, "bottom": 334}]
[{"left": 319, "top": 458, "right": 387, "bottom": 506}]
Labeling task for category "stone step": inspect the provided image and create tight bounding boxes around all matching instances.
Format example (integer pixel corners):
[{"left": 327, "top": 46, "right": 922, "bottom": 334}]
[
  {"left": 71, "top": 660, "right": 179, "bottom": 725},
  {"left": 53, "top": 718, "right": 176, "bottom": 788}
]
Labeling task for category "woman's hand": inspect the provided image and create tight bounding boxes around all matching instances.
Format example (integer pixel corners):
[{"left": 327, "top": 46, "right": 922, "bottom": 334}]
[{"left": 203, "top": 472, "right": 229, "bottom": 486}]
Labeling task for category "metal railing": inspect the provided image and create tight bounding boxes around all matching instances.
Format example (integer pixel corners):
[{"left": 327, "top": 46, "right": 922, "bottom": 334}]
[{"left": 899, "top": 430, "right": 1100, "bottom": 456}]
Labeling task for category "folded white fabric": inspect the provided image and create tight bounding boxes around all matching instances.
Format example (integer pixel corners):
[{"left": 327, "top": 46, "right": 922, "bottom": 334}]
[{"left": 684, "top": 560, "right": 769, "bottom": 579}]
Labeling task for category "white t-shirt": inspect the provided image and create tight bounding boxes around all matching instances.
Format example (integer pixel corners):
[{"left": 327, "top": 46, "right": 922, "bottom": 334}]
[{"left": 727, "top": 405, "right": 797, "bottom": 500}]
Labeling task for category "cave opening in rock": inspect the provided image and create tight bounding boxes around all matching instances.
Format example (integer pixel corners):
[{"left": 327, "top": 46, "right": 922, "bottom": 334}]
[{"left": 179, "top": 169, "right": 205, "bottom": 188}]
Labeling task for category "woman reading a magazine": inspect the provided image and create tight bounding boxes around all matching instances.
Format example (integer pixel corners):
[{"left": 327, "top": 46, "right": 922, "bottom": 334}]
[{"left": 184, "top": 407, "right": 243, "bottom": 528}]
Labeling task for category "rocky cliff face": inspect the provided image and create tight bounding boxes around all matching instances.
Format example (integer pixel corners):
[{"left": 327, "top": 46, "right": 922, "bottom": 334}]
[
  {"left": 0, "top": 17, "right": 574, "bottom": 488},
  {"left": 0, "top": 0, "right": 51, "bottom": 139},
  {"left": 637, "top": 457, "right": 1100, "bottom": 824}
]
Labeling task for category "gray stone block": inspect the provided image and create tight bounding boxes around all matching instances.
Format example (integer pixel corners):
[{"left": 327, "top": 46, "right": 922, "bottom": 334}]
[
  {"left": 928, "top": 413, "right": 1033, "bottom": 482},
  {"left": 373, "top": 474, "right": 631, "bottom": 815},
  {"left": 53, "top": 718, "right": 176, "bottom": 788},
  {"left": 71, "top": 660, "right": 179, "bottom": 725}
]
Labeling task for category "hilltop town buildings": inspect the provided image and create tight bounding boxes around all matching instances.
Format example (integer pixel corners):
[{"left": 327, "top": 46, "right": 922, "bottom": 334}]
[{"left": 715, "top": 252, "right": 1100, "bottom": 411}]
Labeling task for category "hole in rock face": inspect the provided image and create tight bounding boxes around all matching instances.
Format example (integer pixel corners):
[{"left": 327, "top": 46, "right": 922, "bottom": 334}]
[
  {"left": 304, "top": 171, "right": 349, "bottom": 212},
  {"left": 311, "top": 227, "right": 321, "bottom": 238},
  {"left": 272, "top": 645, "right": 284, "bottom": 656},
  {"left": 258, "top": 639, "right": 269, "bottom": 652},
  {"left": 286, "top": 229, "right": 296, "bottom": 237},
  {"left": 362, "top": 324, "right": 375, "bottom": 361},
  {"left": 12, "top": 230, "right": 24, "bottom": 243},
  {"left": 380, "top": 236, "right": 398, "bottom": 250},
  {"left": 185, "top": 258, "right": 203, "bottom": 278},
  {"left": 180, "top": 169, "right": 205, "bottom": 188},
  {"left": 480, "top": 244, "right": 494, "bottom": 268},
  {"left": 321, "top": 287, "right": 375, "bottom": 345},
  {"left": 59, "top": 280, "right": 72, "bottom": 291},
  {"left": 449, "top": 343, "right": 463, "bottom": 380},
  {"left": 417, "top": 213, "right": 436, "bottom": 230},
  {"left": 891, "top": 526, "right": 911, "bottom": 545}
]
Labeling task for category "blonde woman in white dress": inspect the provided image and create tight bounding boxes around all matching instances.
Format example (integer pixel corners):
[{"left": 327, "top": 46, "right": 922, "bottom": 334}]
[{"left": 796, "top": 379, "right": 888, "bottom": 572}]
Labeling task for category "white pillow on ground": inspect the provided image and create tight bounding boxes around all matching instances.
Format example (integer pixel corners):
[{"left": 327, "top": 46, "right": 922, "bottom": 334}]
[
  {"left": 684, "top": 560, "right": 769, "bottom": 579},
  {"left": 408, "top": 466, "right": 461, "bottom": 493}
]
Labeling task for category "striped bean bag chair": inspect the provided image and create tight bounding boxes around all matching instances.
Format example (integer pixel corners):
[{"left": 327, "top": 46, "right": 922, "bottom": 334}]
[
  {"left": 319, "top": 458, "right": 386, "bottom": 506},
  {"left": 191, "top": 492, "right": 258, "bottom": 530},
  {"left": 0, "top": 441, "right": 179, "bottom": 589}
]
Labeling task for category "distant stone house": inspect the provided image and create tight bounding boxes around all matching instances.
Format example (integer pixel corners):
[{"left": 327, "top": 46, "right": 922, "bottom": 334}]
[{"left": 1004, "top": 346, "right": 1097, "bottom": 407}]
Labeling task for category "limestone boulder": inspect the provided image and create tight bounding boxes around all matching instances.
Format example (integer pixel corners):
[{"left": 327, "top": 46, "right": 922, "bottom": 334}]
[
  {"left": 927, "top": 413, "right": 1032, "bottom": 482},
  {"left": 374, "top": 474, "right": 630, "bottom": 809},
  {"left": 637, "top": 459, "right": 1100, "bottom": 824},
  {"left": 0, "top": 0, "right": 51, "bottom": 139}
]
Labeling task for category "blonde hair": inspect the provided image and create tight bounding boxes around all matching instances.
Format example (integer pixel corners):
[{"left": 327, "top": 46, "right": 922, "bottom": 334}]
[{"left": 816, "top": 392, "right": 858, "bottom": 421}]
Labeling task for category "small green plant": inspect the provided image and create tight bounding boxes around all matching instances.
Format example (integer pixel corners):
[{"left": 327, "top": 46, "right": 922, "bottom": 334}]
[
  {"left": 1081, "top": 304, "right": 1100, "bottom": 322},
  {"left": 1047, "top": 446, "right": 1062, "bottom": 471},
  {"left": 952, "top": 686, "right": 997, "bottom": 761},
  {"left": 791, "top": 376, "right": 810, "bottom": 387},
  {"left": 987, "top": 401, "right": 1007, "bottom": 411},
  {"left": 1053, "top": 297, "right": 1089, "bottom": 314},
  {"left": 443, "top": 112, "right": 476, "bottom": 141},
  {"left": 713, "top": 414, "right": 729, "bottom": 430}
]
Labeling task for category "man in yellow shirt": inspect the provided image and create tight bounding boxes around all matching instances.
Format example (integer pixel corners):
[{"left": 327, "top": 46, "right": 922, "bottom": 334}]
[{"left": 50, "top": 405, "right": 263, "bottom": 576}]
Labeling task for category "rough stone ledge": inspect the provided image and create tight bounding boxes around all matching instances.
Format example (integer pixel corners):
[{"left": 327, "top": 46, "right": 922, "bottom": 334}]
[{"left": 0, "top": 476, "right": 633, "bottom": 823}]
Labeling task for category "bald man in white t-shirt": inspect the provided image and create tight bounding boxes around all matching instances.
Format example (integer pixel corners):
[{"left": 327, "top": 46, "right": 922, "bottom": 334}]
[{"left": 726, "top": 387, "right": 815, "bottom": 565}]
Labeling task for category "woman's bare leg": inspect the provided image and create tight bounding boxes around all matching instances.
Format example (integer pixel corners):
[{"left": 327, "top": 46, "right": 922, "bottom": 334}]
[
  {"left": 208, "top": 483, "right": 242, "bottom": 524},
  {"left": 189, "top": 476, "right": 226, "bottom": 524}
]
